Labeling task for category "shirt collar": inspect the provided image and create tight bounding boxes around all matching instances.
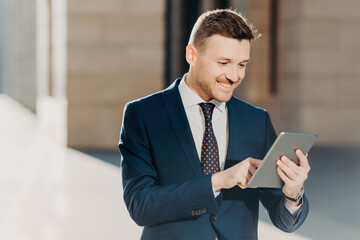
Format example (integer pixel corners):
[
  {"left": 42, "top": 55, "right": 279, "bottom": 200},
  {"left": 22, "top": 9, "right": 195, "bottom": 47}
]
[{"left": 178, "top": 74, "right": 226, "bottom": 113}]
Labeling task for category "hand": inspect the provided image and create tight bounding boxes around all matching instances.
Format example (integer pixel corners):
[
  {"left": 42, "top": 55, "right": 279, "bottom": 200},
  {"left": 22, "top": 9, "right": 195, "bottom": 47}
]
[
  {"left": 211, "top": 158, "right": 262, "bottom": 191},
  {"left": 276, "top": 149, "right": 310, "bottom": 206}
]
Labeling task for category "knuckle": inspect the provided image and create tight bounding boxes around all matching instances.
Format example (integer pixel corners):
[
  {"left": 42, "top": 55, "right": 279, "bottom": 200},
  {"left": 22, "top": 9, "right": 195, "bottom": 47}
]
[
  {"left": 243, "top": 160, "right": 250, "bottom": 167},
  {"left": 302, "top": 166, "right": 310, "bottom": 173},
  {"left": 302, "top": 172, "right": 308, "bottom": 180},
  {"left": 299, "top": 168, "right": 306, "bottom": 175}
]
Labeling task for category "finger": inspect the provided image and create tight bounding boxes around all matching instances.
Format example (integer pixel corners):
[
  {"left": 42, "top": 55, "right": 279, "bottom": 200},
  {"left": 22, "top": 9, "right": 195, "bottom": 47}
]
[
  {"left": 277, "top": 158, "right": 298, "bottom": 180},
  {"left": 296, "top": 149, "right": 310, "bottom": 170},
  {"left": 249, "top": 158, "right": 262, "bottom": 168},
  {"left": 240, "top": 169, "right": 252, "bottom": 189},
  {"left": 248, "top": 164, "right": 256, "bottom": 176},
  {"left": 281, "top": 155, "right": 310, "bottom": 181},
  {"left": 238, "top": 177, "right": 248, "bottom": 189},
  {"left": 246, "top": 170, "right": 252, "bottom": 181},
  {"left": 281, "top": 155, "right": 299, "bottom": 169},
  {"left": 276, "top": 165, "right": 291, "bottom": 183}
]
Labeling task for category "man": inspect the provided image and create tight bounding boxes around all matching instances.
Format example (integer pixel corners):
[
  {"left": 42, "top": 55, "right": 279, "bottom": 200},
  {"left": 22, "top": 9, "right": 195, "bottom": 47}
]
[{"left": 119, "top": 9, "right": 310, "bottom": 240}]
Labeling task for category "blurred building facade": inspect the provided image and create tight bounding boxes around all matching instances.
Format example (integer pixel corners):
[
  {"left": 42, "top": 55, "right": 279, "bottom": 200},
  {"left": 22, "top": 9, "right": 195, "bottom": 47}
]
[{"left": 0, "top": 0, "right": 359, "bottom": 150}]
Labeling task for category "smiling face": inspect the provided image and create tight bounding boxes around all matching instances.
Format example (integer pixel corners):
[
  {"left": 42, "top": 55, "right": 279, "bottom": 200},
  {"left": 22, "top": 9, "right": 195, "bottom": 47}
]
[{"left": 185, "top": 34, "right": 251, "bottom": 102}]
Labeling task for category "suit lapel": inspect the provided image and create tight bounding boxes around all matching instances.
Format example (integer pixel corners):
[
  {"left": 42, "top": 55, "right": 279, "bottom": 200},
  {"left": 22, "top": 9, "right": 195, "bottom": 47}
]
[
  {"left": 225, "top": 97, "right": 248, "bottom": 166},
  {"left": 161, "top": 79, "right": 202, "bottom": 176}
]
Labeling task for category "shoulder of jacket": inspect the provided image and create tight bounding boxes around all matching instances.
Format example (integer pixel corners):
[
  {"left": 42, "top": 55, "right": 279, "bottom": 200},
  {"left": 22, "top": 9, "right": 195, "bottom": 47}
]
[
  {"left": 125, "top": 90, "right": 165, "bottom": 108},
  {"left": 229, "top": 96, "right": 268, "bottom": 114}
]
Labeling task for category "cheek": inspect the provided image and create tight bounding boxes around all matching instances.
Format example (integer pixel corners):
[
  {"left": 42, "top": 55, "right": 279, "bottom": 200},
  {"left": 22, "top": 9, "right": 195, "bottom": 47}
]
[
  {"left": 212, "top": 66, "right": 228, "bottom": 79},
  {"left": 197, "top": 61, "right": 227, "bottom": 81},
  {"left": 197, "top": 61, "right": 213, "bottom": 77},
  {"left": 239, "top": 68, "right": 246, "bottom": 79}
]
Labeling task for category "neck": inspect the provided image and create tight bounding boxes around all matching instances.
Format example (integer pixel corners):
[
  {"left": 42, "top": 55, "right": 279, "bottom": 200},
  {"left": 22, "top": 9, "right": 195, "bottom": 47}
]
[{"left": 184, "top": 71, "right": 211, "bottom": 102}]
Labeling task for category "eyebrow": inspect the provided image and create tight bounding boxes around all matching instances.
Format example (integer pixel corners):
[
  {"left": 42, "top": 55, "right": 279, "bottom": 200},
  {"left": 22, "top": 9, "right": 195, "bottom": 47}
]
[{"left": 217, "top": 58, "right": 250, "bottom": 63}]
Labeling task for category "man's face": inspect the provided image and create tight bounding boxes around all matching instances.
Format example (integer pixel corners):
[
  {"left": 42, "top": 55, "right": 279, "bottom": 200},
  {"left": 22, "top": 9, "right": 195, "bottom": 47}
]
[{"left": 187, "top": 34, "right": 251, "bottom": 102}]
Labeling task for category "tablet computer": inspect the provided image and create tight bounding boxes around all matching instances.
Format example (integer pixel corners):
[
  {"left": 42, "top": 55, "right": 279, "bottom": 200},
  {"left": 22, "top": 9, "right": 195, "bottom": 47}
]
[{"left": 247, "top": 132, "right": 318, "bottom": 188}]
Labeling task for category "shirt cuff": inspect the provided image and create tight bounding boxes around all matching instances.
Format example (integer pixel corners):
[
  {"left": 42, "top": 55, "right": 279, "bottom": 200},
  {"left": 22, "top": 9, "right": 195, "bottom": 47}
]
[{"left": 284, "top": 198, "right": 304, "bottom": 217}]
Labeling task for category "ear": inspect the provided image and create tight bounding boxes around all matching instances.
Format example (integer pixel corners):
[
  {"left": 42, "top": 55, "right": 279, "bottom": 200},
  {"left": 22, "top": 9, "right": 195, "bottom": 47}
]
[{"left": 185, "top": 44, "right": 197, "bottom": 66}]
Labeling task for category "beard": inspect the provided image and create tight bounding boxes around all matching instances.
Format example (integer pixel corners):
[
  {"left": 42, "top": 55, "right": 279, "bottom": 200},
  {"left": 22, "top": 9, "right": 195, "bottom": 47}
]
[{"left": 194, "top": 75, "right": 236, "bottom": 102}]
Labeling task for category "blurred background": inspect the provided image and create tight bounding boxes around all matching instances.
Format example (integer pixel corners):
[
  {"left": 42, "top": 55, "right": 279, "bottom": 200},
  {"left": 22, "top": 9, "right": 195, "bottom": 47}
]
[{"left": 0, "top": 0, "right": 359, "bottom": 239}]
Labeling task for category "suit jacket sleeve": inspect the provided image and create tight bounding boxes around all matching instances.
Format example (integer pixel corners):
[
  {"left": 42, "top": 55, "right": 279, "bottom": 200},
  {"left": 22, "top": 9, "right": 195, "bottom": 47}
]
[
  {"left": 259, "top": 111, "right": 309, "bottom": 232},
  {"left": 119, "top": 102, "right": 218, "bottom": 226}
]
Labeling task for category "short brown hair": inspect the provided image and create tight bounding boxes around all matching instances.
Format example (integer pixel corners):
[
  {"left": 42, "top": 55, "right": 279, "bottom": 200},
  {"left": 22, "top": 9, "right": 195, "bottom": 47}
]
[{"left": 188, "top": 9, "right": 259, "bottom": 52}]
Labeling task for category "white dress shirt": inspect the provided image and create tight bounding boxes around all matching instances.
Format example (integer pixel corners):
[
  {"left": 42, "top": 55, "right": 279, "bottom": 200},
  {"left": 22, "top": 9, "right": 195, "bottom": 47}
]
[
  {"left": 178, "top": 75, "right": 302, "bottom": 215},
  {"left": 178, "top": 76, "right": 228, "bottom": 173}
]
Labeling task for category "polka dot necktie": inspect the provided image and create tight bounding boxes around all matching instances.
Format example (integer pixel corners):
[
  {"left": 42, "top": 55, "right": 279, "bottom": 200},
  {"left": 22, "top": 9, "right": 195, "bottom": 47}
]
[{"left": 199, "top": 103, "right": 220, "bottom": 175}]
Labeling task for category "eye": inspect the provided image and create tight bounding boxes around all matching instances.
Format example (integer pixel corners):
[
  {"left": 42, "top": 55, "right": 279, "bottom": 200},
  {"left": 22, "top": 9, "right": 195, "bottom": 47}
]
[
  {"left": 239, "top": 63, "right": 247, "bottom": 67},
  {"left": 218, "top": 62, "right": 228, "bottom": 66}
]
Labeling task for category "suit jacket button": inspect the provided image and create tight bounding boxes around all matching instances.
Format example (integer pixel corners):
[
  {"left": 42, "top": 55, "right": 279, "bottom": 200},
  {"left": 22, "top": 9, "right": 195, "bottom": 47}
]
[{"left": 212, "top": 214, "right": 217, "bottom": 221}]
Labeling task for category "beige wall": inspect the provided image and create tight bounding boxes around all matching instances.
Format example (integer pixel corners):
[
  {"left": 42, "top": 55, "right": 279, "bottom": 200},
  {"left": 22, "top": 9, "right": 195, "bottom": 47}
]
[
  {"left": 66, "top": 0, "right": 165, "bottom": 150},
  {"left": 67, "top": 0, "right": 360, "bottom": 148},
  {"left": 232, "top": 0, "right": 273, "bottom": 104},
  {"left": 240, "top": 0, "right": 360, "bottom": 145},
  {"left": 275, "top": 0, "right": 360, "bottom": 145},
  {"left": 2, "top": 0, "right": 360, "bottom": 149}
]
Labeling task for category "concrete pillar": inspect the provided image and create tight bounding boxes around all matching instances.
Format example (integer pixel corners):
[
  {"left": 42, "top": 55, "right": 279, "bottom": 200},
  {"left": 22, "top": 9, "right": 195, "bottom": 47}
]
[
  {"left": 0, "top": 0, "right": 37, "bottom": 111},
  {"left": 36, "top": 0, "right": 67, "bottom": 146}
]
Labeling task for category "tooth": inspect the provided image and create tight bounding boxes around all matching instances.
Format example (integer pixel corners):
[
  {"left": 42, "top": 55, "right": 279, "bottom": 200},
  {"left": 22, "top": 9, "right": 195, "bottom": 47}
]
[{"left": 217, "top": 81, "right": 231, "bottom": 87}]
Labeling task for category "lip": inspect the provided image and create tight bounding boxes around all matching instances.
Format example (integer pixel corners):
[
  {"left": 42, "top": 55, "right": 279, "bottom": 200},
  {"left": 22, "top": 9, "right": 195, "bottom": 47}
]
[{"left": 216, "top": 81, "right": 233, "bottom": 91}]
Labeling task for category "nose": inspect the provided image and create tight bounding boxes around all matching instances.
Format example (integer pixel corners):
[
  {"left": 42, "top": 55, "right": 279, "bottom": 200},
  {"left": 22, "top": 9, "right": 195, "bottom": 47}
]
[{"left": 225, "top": 66, "right": 240, "bottom": 83}]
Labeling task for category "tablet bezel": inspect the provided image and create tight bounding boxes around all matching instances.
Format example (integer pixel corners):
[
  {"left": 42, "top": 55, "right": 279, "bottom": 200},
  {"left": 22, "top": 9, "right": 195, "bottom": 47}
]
[{"left": 247, "top": 132, "right": 318, "bottom": 188}]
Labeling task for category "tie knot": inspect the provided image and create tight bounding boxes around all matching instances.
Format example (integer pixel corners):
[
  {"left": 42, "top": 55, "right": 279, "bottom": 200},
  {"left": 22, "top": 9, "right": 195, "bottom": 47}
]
[{"left": 199, "top": 103, "right": 215, "bottom": 122}]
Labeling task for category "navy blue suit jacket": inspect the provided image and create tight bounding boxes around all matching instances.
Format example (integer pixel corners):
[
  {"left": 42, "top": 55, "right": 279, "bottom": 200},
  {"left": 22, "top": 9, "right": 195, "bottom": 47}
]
[{"left": 119, "top": 79, "right": 309, "bottom": 240}]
